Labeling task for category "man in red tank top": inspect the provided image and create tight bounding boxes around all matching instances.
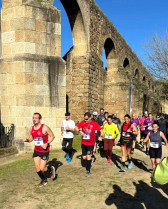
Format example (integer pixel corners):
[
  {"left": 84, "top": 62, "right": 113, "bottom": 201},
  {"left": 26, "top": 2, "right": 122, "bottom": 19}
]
[
  {"left": 75, "top": 112, "right": 103, "bottom": 177},
  {"left": 24, "top": 113, "right": 55, "bottom": 187}
]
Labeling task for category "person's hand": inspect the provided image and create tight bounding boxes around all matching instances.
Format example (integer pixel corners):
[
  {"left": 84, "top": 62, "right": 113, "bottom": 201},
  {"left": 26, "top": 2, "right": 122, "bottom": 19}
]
[
  {"left": 41, "top": 143, "right": 48, "bottom": 150},
  {"left": 98, "top": 136, "right": 102, "bottom": 141},
  {"left": 66, "top": 126, "right": 71, "bottom": 131},
  {"left": 79, "top": 131, "right": 84, "bottom": 136},
  {"left": 23, "top": 138, "right": 29, "bottom": 142},
  {"left": 127, "top": 129, "right": 132, "bottom": 133}
]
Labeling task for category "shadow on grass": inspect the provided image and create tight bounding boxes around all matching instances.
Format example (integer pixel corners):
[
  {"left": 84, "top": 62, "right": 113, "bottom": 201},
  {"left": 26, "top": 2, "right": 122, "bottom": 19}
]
[
  {"left": 44, "top": 158, "right": 63, "bottom": 179},
  {"left": 105, "top": 181, "right": 168, "bottom": 209},
  {"left": 131, "top": 157, "right": 150, "bottom": 173},
  {"left": 151, "top": 181, "right": 168, "bottom": 196}
]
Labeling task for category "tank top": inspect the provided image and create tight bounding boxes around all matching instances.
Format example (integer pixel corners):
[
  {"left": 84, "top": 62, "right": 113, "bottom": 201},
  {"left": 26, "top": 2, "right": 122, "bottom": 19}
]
[
  {"left": 31, "top": 124, "right": 49, "bottom": 153},
  {"left": 121, "top": 122, "right": 133, "bottom": 141},
  {"left": 149, "top": 131, "right": 162, "bottom": 148}
]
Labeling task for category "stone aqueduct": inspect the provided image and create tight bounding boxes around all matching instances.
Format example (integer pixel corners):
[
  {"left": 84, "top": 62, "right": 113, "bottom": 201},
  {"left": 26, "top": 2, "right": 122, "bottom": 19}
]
[{"left": 0, "top": 0, "right": 162, "bottom": 149}]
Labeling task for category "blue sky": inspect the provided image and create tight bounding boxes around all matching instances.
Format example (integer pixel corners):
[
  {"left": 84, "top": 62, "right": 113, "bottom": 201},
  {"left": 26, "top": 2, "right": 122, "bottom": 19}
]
[{"left": 0, "top": 0, "right": 167, "bottom": 66}]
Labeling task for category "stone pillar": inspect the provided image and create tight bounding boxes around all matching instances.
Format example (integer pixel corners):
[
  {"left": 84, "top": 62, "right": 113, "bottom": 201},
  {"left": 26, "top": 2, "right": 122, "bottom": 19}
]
[{"left": 0, "top": 0, "right": 66, "bottom": 151}]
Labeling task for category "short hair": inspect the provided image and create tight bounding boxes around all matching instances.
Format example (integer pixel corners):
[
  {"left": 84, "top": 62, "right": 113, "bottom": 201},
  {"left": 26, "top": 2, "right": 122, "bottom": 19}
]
[
  {"left": 84, "top": 112, "right": 91, "bottom": 118},
  {"left": 153, "top": 120, "right": 159, "bottom": 126},
  {"left": 100, "top": 108, "right": 104, "bottom": 111},
  {"left": 148, "top": 113, "right": 152, "bottom": 116},
  {"left": 108, "top": 115, "right": 113, "bottom": 119},
  {"left": 34, "top": 112, "right": 42, "bottom": 119},
  {"left": 124, "top": 114, "right": 131, "bottom": 119},
  {"left": 104, "top": 112, "right": 109, "bottom": 115}
]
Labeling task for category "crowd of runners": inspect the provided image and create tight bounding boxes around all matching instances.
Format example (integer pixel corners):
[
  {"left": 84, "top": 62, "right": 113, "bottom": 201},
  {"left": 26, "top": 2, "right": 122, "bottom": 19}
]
[{"left": 24, "top": 110, "right": 168, "bottom": 187}]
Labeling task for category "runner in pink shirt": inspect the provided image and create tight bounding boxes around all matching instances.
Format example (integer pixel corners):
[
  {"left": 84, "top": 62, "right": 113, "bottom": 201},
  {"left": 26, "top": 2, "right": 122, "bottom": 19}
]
[{"left": 139, "top": 111, "right": 148, "bottom": 150}]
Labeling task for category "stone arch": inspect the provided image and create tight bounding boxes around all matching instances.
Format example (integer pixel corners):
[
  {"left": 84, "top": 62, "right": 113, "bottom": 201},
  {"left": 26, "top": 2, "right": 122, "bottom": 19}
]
[
  {"left": 134, "top": 69, "right": 139, "bottom": 79},
  {"left": 60, "top": 0, "right": 88, "bottom": 56},
  {"left": 103, "top": 38, "right": 116, "bottom": 71},
  {"left": 123, "top": 58, "right": 130, "bottom": 68}
]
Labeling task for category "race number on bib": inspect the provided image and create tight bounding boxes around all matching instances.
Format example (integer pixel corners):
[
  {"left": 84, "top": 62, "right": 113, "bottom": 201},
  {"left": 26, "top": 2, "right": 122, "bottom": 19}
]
[
  {"left": 83, "top": 134, "right": 90, "bottom": 140},
  {"left": 122, "top": 132, "right": 130, "bottom": 138},
  {"left": 106, "top": 134, "right": 112, "bottom": 139},
  {"left": 148, "top": 126, "right": 153, "bottom": 131},
  {"left": 34, "top": 137, "right": 43, "bottom": 146},
  {"left": 150, "top": 142, "right": 159, "bottom": 148}
]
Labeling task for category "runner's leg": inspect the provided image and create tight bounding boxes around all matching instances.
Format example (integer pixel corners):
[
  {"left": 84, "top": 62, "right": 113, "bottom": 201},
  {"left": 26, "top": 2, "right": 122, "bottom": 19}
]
[
  {"left": 127, "top": 147, "right": 132, "bottom": 169},
  {"left": 120, "top": 146, "right": 126, "bottom": 171}
]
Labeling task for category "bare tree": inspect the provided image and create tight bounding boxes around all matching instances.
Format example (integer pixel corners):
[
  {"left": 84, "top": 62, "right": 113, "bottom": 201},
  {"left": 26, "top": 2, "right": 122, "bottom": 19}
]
[{"left": 143, "top": 30, "right": 168, "bottom": 81}]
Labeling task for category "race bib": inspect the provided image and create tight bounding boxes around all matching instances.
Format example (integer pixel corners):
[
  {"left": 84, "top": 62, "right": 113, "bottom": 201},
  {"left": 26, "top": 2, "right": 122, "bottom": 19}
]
[
  {"left": 122, "top": 132, "right": 130, "bottom": 138},
  {"left": 150, "top": 142, "right": 159, "bottom": 148},
  {"left": 106, "top": 134, "right": 112, "bottom": 139},
  {"left": 148, "top": 126, "right": 153, "bottom": 130},
  {"left": 83, "top": 134, "right": 90, "bottom": 140},
  {"left": 95, "top": 130, "right": 97, "bottom": 133},
  {"left": 34, "top": 137, "right": 43, "bottom": 146}
]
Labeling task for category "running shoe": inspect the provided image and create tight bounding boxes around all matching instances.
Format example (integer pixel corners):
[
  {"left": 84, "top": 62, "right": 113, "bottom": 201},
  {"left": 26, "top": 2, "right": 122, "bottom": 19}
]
[
  {"left": 142, "top": 145, "right": 145, "bottom": 151},
  {"left": 107, "top": 158, "right": 112, "bottom": 163},
  {"left": 38, "top": 179, "right": 47, "bottom": 187},
  {"left": 85, "top": 171, "right": 91, "bottom": 177},
  {"left": 128, "top": 162, "right": 132, "bottom": 169},
  {"left": 120, "top": 166, "right": 126, "bottom": 172},
  {"left": 131, "top": 148, "right": 134, "bottom": 154},
  {"left": 51, "top": 166, "right": 56, "bottom": 179},
  {"left": 67, "top": 158, "right": 72, "bottom": 163},
  {"left": 146, "top": 149, "right": 149, "bottom": 155},
  {"left": 65, "top": 153, "right": 69, "bottom": 160}
]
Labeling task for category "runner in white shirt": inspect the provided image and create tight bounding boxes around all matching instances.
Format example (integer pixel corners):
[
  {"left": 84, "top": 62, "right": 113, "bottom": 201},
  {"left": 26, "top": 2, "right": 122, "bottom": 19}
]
[{"left": 61, "top": 112, "right": 75, "bottom": 163}]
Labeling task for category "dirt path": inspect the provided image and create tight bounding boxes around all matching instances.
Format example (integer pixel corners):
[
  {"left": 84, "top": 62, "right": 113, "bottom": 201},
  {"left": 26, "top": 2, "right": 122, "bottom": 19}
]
[{"left": 0, "top": 143, "right": 168, "bottom": 209}]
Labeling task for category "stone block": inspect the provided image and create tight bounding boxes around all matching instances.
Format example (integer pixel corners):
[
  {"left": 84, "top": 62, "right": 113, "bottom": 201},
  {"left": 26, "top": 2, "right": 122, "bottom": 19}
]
[
  {"left": 34, "top": 62, "right": 48, "bottom": 74},
  {"left": 35, "top": 85, "right": 49, "bottom": 96},
  {"left": 25, "top": 61, "right": 35, "bottom": 73},
  {"left": 0, "top": 96, "right": 16, "bottom": 106},
  {"left": 24, "top": 18, "right": 36, "bottom": 30},
  {"left": 0, "top": 86, "right": 7, "bottom": 96},
  {"left": 2, "top": 44, "right": 12, "bottom": 57},
  {"left": 25, "top": 84, "right": 35, "bottom": 95},
  {"left": 36, "top": 20, "right": 46, "bottom": 33},
  {"left": 12, "top": 42, "right": 36, "bottom": 54},
  {"left": 16, "top": 95, "right": 26, "bottom": 106},
  {"left": 8, "top": 84, "right": 25, "bottom": 95},
  {"left": 25, "top": 30, "right": 36, "bottom": 42},
  {"left": 36, "top": 44, "right": 47, "bottom": 55},
  {"left": 15, "top": 30, "right": 25, "bottom": 42},
  {"left": 16, "top": 117, "right": 26, "bottom": 127},
  {"left": 35, "top": 107, "right": 50, "bottom": 118},
  {"left": 56, "top": 118, "right": 63, "bottom": 128},
  {"left": 15, "top": 6, "right": 24, "bottom": 18},
  {"left": 24, "top": 6, "right": 33, "bottom": 18},
  {"left": 1, "top": 21, "right": 11, "bottom": 32},
  {"left": 1, "top": 7, "right": 15, "bottom": 20},
  {"left": 15, "top": 73, "right": 26, "bottom": 84},
  {"left": 35, "top": 96, "right": 45, "bottom": 106}
]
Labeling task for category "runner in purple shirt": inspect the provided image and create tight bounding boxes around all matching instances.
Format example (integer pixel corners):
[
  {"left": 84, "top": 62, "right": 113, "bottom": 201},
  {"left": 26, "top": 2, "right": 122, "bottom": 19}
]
[
  {"left": 130, "top": 113, "right": 139, "bottom": 154},
  {"left": 143, "top": 113, "right": 155, "bottom": 155}
]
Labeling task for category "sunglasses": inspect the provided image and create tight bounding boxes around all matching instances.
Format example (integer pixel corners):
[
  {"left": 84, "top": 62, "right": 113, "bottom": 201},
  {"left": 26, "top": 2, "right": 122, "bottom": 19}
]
[{"left": 84, "top": 118, "right": 89, "bottom": 121}]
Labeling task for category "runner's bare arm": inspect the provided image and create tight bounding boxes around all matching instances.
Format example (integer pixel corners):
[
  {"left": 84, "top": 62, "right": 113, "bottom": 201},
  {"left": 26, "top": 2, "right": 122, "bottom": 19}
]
[
  {"left": 144, "top": 133, "right": 150, "bottom": 143},
  {"left": 131, "top": 124, "right": 138, "bottom": 135},
  {"left": 45, "top": 125, "right": 55, "bottom": 143},
  {"left": 74, "top": 126, "right": 79, "bottom": 132},
  {"left": 23, "top": 129, "right": 34, "bottom": 142},
  {"left": 160, "top": 132, "right": 168, "bottom": 148}
]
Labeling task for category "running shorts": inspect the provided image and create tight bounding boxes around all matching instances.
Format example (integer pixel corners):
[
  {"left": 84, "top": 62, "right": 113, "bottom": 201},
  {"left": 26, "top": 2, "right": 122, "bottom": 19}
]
[
  {"left": 33, "top": 150, "right": 49, "bottom": 161},
  {"left": 81, "top": 144, "right": 94, "bottom": 156},
  {"left": 149, "top": 147, "right": 162, "bottom": 159}
]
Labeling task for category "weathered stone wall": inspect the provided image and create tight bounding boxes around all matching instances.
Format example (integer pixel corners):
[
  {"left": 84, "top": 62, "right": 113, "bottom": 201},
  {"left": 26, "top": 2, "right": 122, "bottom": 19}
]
[{"left": 0, "top": 0, "right": 66, "bottom": 151}]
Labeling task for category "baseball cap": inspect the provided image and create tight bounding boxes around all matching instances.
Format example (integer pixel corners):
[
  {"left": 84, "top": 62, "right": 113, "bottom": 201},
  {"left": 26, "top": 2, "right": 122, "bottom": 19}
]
[{"left": 93, "top": 111, "right": 98, "bottom": 115}]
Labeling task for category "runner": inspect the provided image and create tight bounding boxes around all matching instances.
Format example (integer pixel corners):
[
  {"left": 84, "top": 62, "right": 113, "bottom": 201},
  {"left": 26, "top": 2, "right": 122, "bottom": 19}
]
[
  {"left": 75, "top": 112, "right": 103, "bottom": 177},
  {"left": 144, "top": 121, "right": 168, "bottom": 169},
  {"left": 139, "top": 111, "right": 148, "bottom": 150},
  {"left": 23, "top": 113, "right": 55, "bottom": 187},
  {"left": 98, "top": 108, "right": 105, "bottom": 123},
  {"left": 61, "top": 112, "right": 75, "bottom": 163},
  {"left": 103, "top": 115, "right": 119, "bottom": 163},
  {"left": 143, "top": 113, "right": 155, "bottom": 155},
  {"left": 130, "top": 113, "right": 139, "bottom": 154},
  {"left": 112, "top": 113, "right": 121, "bottom": 129},
  {"left": 103, "top": 112, "right": 109, "bottom": 126},
  {"left": 158, "top": 114, "right": 168, "bottom": 138},
  {"left": 120, "top": 114, "right": 138, "bottom": 172},
  {"left": 92, "top": 111, "right": 103, "bottom": 162}
]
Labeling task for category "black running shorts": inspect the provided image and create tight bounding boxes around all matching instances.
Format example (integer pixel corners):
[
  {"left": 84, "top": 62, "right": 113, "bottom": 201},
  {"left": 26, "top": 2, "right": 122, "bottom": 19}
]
[
  {"left": 81, "top": 144, "right": 94, "bottom": 156},
  {"left": 149, "top": 147, "right": 162, "bottom": 159},
  {"left": 33, "top": 151, "right": 49, "bottom": 161}
]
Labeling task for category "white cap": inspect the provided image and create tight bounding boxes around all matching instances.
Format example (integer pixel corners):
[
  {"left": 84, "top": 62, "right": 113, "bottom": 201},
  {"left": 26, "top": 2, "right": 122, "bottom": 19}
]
[
  {"left": 93, "top": 111, "right": 98, "bottom": 115},
  {"left": 144, "top": 111, "right": 148, "bottom": 114}
]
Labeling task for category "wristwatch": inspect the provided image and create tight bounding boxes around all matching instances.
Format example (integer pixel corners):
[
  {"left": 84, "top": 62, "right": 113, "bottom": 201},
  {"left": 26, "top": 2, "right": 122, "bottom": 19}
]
[{"left": 47, "top": 142, "right": 50, "bottom": 147}]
